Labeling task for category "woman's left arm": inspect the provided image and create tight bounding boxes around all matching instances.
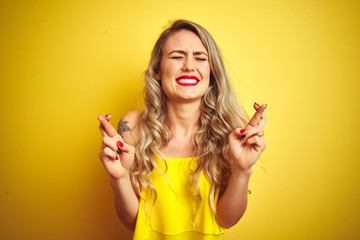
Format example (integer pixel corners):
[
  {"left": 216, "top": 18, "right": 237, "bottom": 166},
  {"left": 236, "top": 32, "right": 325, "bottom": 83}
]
[{"left": 217, "top": 103, "right": 267, "bottom": 229}]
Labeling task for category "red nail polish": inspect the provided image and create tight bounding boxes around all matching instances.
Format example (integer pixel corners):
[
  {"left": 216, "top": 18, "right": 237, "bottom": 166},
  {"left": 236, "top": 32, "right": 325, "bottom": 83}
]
[
  {"left": 105, "top": 113, "right": 110, "bottom": 117},
  {"left": 240, "top": 129, "right": 246, "bottom": 133},
  {"left": 242, "top": 142, "right": 247, "bottom": 146},
  {"left": 115, "top": 156, "right": 119, "bottom": 160},
  {"left": 118, "top": 141, "right": 124, "bottom": 147},
  {"left": 255, "top": 102, "right": 260, "bottom": 107}
]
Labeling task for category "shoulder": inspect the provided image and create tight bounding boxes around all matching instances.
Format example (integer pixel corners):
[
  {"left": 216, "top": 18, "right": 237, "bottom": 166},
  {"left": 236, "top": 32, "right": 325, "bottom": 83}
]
[
  {"left": 120, "top": 110, "right": 142, "bottom": 124},
  {"left": 117, "top": 110, "right": 142, "bottom": 146}
]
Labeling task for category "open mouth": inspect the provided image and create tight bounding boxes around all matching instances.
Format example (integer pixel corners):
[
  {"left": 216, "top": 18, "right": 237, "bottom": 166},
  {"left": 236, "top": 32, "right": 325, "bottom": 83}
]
[{"left": 175, "top": 75, "right": 200, "bottom": 86}]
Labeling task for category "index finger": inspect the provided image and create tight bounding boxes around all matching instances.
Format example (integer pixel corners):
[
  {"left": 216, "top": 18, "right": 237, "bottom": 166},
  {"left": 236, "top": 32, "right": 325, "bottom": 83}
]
[
  {"left": 248, "top": 104, "right": 267, "bottom": 127},
  {"left": 97, "top": 115, "right": 118, "bottom": 138}
]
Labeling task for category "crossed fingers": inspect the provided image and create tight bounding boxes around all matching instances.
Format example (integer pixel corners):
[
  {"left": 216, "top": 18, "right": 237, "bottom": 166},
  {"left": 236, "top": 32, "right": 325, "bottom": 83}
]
[
  {"left": 248, "top": 103, "right": 267, "bottom": 128},
  {"left": 97, "top": 114, "right": 125, "bottom": 159},
  {"left": 98, "top": 114, "right": 118, "bottom": 138},
  {"left": 239, "top": 103, "right": 267, "bottom": 148}
]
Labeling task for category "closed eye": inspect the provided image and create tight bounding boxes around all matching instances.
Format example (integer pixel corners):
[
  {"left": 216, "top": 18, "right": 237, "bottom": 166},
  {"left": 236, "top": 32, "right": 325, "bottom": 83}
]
[{"left": 196, "top": 58, "right": 207, "bottom": 61}]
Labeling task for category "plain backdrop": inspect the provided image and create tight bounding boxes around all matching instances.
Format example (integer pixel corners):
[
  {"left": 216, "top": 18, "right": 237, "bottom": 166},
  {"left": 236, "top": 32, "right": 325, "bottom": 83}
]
[{"left": 0, "top": 0, "right": 359, "bottom": 239}]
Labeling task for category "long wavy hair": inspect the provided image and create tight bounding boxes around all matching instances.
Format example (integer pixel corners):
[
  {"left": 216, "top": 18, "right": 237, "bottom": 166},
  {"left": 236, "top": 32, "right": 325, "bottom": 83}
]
[{"left": 130, "top": 19, "right": 249, "bottom": 229}]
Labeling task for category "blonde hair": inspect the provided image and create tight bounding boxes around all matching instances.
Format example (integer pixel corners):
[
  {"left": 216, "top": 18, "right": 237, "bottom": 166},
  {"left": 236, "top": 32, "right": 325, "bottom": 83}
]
[{"left": 130, "top": 19, "right": 248, "bottom": 229}]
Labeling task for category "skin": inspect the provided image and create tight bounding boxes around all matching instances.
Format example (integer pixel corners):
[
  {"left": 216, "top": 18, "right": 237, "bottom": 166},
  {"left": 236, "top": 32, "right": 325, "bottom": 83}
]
[
  {"left": 157, "top": 29, "right": 210, "bottom": 105},
  {"left": 97, "top": 112, "right": 139, "bottom": 230},
  {"left": 157, "top": 29, "right": 211, "bottom": 158},
  {"left": 217, "top": 102, "right": 267, "bottom": 228},
  {"left": 97, "top": 29, "right": 267, "bottom": 230}
]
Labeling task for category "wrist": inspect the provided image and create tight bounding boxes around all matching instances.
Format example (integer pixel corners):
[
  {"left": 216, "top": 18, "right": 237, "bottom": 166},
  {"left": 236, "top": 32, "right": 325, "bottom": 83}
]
[
  {"left": 109, "top": 171, "right": 130, "bottom": 185},
  {"left": 231, "top": 166, "right": 253, "bottom": 178}
]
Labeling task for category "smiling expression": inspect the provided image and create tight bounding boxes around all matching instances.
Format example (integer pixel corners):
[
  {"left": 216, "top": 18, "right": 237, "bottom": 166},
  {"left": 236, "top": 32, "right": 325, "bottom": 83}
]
[{"left": 157, "top": 29, "right": 211, "bottom": 103}]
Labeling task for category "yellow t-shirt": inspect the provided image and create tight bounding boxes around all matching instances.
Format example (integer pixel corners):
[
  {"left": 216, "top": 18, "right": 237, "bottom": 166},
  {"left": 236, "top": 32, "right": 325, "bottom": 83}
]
[{"left": 133, "top": 156, "right": 226, "bottom": 240}]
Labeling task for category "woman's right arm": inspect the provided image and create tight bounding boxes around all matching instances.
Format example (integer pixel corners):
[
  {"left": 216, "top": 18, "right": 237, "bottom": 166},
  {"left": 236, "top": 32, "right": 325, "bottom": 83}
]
[{"left": 97, "top": 111, "right": 141, "bottom": 231}]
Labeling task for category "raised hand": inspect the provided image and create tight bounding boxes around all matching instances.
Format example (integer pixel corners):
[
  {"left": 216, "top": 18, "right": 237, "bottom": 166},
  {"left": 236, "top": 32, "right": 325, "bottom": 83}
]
[
  {"left": 97, "top": 114, "right": 135, "bottom": 180},
  {"left": 228, "top": 103, "right": 267, "bottom": 171}
]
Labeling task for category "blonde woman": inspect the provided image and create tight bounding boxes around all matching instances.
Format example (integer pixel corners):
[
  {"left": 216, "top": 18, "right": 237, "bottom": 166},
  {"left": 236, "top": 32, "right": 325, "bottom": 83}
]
[{"left": 97, "top": 19, "right": 267, "bottom": 240}]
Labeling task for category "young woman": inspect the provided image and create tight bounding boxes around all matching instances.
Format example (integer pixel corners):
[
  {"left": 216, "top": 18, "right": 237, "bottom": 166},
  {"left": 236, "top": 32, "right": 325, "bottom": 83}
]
[{"left": 97, "top": 19, "right": 267, "bottom": 240}]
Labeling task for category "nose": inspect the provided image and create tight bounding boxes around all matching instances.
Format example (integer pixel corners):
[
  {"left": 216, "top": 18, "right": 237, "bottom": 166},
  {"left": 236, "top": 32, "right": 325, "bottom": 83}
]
[{"left": 182, "top": 55, "right": 194, "bottom": 72}]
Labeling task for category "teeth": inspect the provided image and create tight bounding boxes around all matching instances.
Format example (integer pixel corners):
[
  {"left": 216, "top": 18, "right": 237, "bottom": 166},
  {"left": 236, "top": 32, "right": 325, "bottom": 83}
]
[{"left": 177, "top": 79, "right": 198, "bottom": 84}]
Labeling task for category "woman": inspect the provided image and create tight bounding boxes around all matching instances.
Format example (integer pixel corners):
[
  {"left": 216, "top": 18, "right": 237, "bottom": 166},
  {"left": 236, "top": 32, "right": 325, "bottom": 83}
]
[{"left": 97, "top": 19, "right": 267, "bottom": 240}]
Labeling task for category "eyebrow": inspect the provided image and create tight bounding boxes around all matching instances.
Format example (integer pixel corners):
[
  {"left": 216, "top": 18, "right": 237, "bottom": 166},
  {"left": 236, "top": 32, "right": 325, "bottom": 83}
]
[{"left": 168, "top": 50, "right": 208, "bottom": 56}]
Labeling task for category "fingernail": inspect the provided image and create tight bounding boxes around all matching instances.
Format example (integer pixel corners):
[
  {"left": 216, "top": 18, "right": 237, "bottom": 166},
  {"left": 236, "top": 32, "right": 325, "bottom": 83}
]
[
  {"left": 105, "top": 113, "right": 110, "bottom": 117},
  {"left": 115, "top": 156, "right": 119, "bottom": 160},
  {"left": 240, "top": 129, "right": 247, "bottom": 133},
  {"left": 117, "top": 141, "right": 124, "bottom": 147},
  {"left": 255, "top": 102, "right": 260, "bottom": 107},
  {"left": 264, "top": 104, "right": 267, "bottom": 109},
  {"left": 240, "top": 135, "right": 246, "bottom": 139},
  {"left": 242, "top": 142, "right": 247, "bottom": 146},
  {"left": 117, "top": 149, "right": 122, "bottom": 155}
]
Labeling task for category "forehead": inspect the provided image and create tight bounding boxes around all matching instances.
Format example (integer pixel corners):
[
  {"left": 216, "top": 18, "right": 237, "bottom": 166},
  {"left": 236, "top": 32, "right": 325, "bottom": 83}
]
[{"left": 163, "top": 29, "right": 207, "bottom": 54}]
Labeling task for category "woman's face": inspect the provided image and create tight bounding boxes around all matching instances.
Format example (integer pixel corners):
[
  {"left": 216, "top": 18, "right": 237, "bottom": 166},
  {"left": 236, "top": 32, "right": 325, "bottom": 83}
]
[{"left": 157, "top": 29, "right": 211, "bottom": 103}]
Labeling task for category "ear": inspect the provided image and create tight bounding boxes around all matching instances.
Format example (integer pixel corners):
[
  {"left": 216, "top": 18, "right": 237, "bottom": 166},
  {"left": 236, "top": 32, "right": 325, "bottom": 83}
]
[{"left": 155, "top": 71, "right": 161, "bottom": 80}]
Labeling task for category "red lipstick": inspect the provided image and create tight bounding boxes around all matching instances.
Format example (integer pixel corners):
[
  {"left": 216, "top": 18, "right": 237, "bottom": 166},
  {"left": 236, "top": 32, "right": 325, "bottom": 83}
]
[{"left": 175, "top": 75, "right": 200, "bottom": 86}]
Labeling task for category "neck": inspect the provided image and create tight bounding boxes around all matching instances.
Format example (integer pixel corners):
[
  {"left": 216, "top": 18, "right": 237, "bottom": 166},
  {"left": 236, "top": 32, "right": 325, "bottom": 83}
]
[{"left": 165, "top": 99, "right": 201, "bottom": 137}]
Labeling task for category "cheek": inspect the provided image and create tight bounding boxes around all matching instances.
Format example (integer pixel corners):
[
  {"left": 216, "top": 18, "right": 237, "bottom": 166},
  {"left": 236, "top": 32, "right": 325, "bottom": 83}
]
[
  {"left": 161, "top": 61, "right": 180, "bottom": 78},
  {"left": 200, "top": 64, "right": 211, "bottom": 80}
]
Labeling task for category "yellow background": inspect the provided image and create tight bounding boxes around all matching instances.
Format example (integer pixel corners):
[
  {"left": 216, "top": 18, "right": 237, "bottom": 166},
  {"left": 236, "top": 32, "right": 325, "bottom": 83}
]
[{"left": 1, "top": 0, "right": 359, "bottom": 239}]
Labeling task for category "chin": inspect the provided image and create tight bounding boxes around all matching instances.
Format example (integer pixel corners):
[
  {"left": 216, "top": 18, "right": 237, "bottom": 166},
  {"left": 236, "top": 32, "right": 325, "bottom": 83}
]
[{"left": 176, "top": 95, "right": 204, "bottom": 103}]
